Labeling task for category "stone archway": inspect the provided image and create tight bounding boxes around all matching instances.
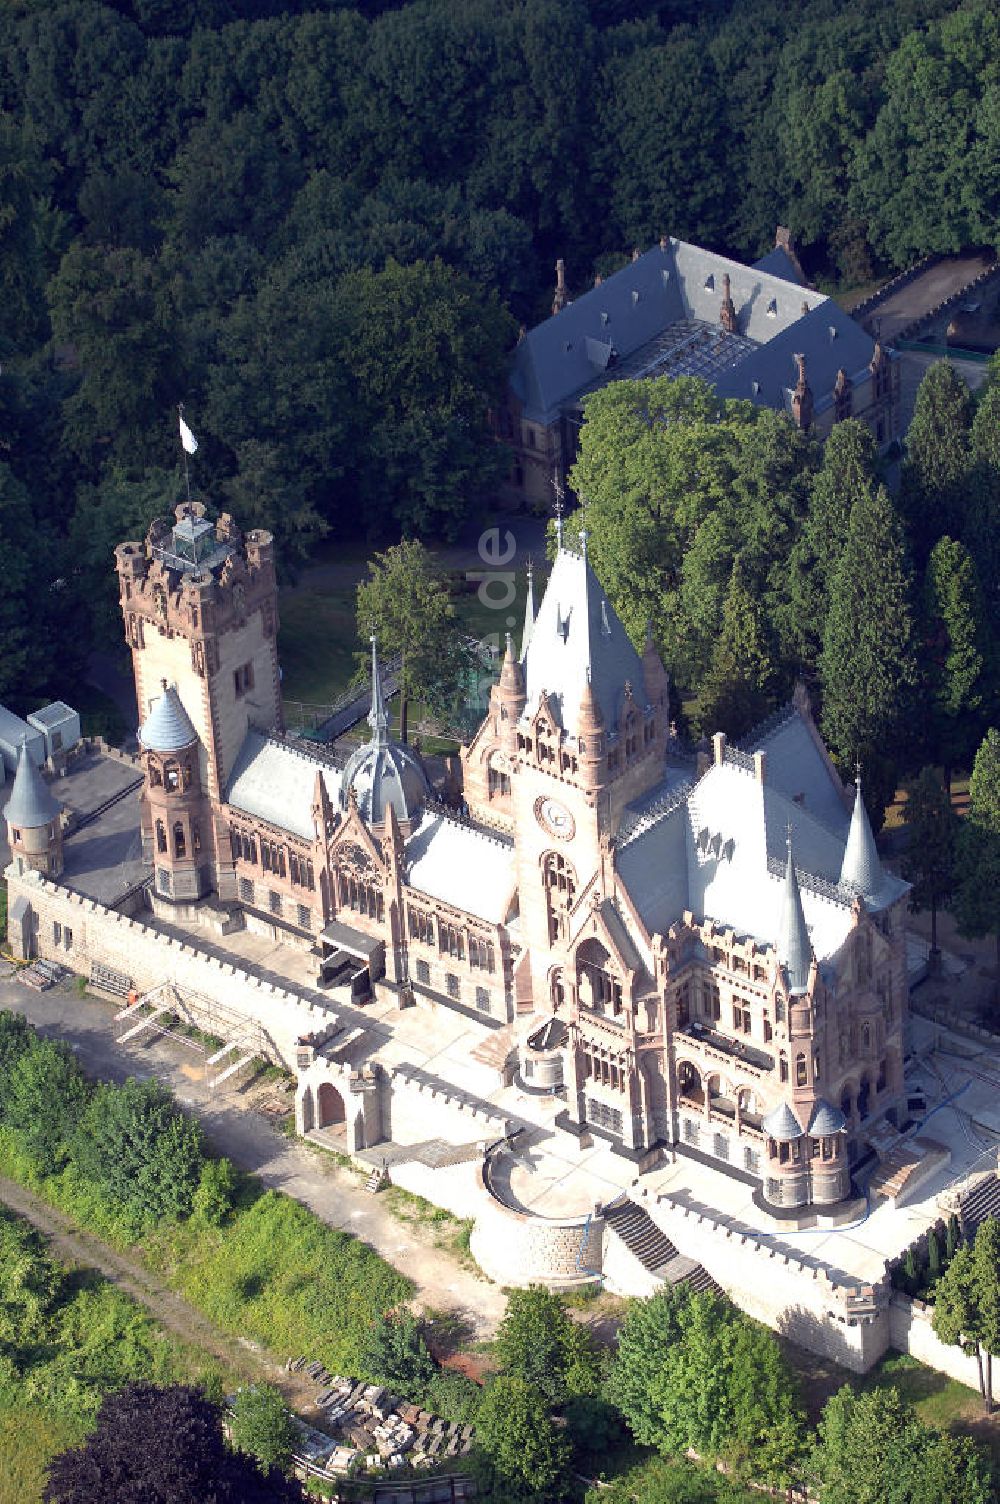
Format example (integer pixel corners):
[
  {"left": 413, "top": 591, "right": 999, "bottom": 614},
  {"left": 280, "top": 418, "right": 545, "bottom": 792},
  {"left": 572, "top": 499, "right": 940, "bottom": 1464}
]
[{"left": 317, "top": 1081, "right": 346, "bottom": 1128}]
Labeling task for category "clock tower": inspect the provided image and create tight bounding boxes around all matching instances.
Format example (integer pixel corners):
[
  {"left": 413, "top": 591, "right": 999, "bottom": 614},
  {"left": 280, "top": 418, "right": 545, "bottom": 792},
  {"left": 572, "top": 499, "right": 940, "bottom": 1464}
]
[{"left": 463, "top": 539, "right": 670, "bottom": 1010}]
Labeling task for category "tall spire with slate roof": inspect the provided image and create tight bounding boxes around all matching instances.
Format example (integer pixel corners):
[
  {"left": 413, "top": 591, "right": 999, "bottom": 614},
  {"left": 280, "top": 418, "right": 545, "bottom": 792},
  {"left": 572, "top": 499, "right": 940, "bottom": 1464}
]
[
  {"left": 521, "top": 560, "right": 536, "bottom": 660},
  {"left": 368, "top": 634, "right": 389, "bottom": 747},
  {"left": 777, "top": 835, "right": 812, "bottom": 994},
  {"left": 840, "top": 772, "right": 882, "bottom": 899}
]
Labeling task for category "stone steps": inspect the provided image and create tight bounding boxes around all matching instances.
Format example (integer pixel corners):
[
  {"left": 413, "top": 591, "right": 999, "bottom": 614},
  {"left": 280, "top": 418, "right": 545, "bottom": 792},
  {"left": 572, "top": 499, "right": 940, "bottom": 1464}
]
[
  {"left": 604, "top": 1199, "right": 679, "bottom": 1273},
  {"left": 605, "top": 1198, "right": 723, "bottom": 1296}
]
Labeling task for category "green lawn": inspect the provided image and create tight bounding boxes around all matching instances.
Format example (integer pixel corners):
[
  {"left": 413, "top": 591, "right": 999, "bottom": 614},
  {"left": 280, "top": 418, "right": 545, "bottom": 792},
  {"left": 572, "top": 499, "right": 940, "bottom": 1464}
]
[{"left": 278, "top": 587, "right": 360, "bottom": 708}]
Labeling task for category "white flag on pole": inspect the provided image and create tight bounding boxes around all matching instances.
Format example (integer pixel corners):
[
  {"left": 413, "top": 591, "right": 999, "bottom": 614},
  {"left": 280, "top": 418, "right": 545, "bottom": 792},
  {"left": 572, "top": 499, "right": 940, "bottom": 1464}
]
[{"left": 179, "top": 412, "right": 199, "bottom": 455}]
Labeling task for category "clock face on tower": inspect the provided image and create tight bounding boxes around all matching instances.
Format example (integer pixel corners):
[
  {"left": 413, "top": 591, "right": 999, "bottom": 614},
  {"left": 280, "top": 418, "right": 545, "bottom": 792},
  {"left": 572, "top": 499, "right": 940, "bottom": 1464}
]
[{"left": 535, "top": 796, "right": 575, "bottom": 840}]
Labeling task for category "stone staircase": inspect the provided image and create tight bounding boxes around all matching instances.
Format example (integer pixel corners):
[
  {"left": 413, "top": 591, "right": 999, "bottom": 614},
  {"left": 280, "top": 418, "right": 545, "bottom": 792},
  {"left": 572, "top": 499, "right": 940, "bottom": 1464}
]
[
  {"left": 604, "top": 1198, "right": 722, "bottom": 1295},
  {"left": 868, "top": 1136, "right": 950, "bottom": 1208}
]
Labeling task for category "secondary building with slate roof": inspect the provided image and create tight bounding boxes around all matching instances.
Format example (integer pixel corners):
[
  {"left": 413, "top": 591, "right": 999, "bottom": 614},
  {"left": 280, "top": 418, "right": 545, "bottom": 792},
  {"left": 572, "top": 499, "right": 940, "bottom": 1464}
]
[
  {"left": 503, "top": 231, "right": 899, "bottom": 507},
  {"left": 5, "top": 500, "right": 910, "bottom": 1218}
]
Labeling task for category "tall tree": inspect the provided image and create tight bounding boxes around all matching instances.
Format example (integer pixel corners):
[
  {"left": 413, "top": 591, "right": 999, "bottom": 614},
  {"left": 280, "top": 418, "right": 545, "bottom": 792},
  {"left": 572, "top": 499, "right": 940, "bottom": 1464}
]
[
  {"left": 494, "top": 1285, "right": 600, "bottom": 1406},
  {"left": 922, "top": 536, "right": 989, "bottom": 785},
  {"left": 811, "top": 1382, "right": 991, "bottom": 1504},
  {"left": 968, "top": 378, "right": 1000, "bottom": 607},
  {"left": 788, "top": 419, "right": 880, "bottom": 677},
  {"left": 43, "top": 1383, "right": 302, "bottom": 1503},
  {"left": 952, "top": 728, "right": 1000, "bottom": 977},
  {"left": 933, "top": 1215, "right": 1000, "bottom": 1413},
  {"left": 819, "top": 484, "right": 917, "bottom": 819},
  {"left": 901, "top": 768, "right": 957, "bottom": 966},
  {"left": 607, "top": 1285, "right": 802, "bottom": 1481},
  {"left": 697, "top": 559, "right": 775, "bottom": 740},
  {"left": 356, "top": 539, "right": 472, "bottom": 744},
  {"left": 330, "top": 257, "right": 515, "bottom": 539},
  {"left": 475, "top": 1376, "right": 570, "bottom": 1502},
  {"left": 899, "top": 362, "right": 974, "bottom": 564}
]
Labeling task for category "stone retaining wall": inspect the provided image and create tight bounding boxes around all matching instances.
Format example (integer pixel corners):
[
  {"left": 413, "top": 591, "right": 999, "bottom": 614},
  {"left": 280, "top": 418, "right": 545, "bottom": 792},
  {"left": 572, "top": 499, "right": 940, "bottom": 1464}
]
[
  {"left": 5, "top": 866, "right": 330, "bottom": 1066},
  {"left": 633, "top": 1185, "right": 890, "bottom": 1372},
  {"left": 469, "top": 1161, "right": 603, "bottom": 1291},
  {"left": 890, "top": 1293, "right": 983, "bottom": 1391}
]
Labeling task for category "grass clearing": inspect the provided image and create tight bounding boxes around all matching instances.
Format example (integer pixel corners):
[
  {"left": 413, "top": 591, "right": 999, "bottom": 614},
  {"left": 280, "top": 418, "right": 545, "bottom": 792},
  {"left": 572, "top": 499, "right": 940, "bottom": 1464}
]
[
  {"left": 380, "top": 1184, "right": 476, "bottom": 1267},
  {"left": 142, "top": 1187, "right": 413, "bottom": 1376},
  {"left": 0, "top": 1206, "right": 236, "bottom": 1504}
]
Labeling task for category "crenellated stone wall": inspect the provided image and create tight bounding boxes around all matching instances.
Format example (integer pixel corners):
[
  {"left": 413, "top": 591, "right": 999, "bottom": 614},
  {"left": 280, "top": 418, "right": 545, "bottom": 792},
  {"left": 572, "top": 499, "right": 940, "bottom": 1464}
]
[{"left": 629, "top": 1185, "right": 891, "bottom": 1372}]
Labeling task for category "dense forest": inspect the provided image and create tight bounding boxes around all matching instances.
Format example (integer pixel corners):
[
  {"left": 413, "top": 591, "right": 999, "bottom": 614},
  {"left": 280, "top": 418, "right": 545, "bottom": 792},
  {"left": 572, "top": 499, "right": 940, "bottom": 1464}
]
[{"left": 1, "top": 0, "right": 999, "bottom": 707}]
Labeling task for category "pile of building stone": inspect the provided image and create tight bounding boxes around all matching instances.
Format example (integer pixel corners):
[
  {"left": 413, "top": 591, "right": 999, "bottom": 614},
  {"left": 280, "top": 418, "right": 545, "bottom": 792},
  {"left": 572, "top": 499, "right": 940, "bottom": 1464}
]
[{"left": 286, "top": 1359, "right": 476, "bottom": 1473}]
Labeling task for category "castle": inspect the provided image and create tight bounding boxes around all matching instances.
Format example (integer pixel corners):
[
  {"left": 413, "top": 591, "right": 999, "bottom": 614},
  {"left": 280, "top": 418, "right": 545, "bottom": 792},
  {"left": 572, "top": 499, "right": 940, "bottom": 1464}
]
[
  {"left": 0, "top": 500, "right": 910, "bottom": 1216},
  {"left": 503, "top": 233, "right": 899, "bottom": 508}
]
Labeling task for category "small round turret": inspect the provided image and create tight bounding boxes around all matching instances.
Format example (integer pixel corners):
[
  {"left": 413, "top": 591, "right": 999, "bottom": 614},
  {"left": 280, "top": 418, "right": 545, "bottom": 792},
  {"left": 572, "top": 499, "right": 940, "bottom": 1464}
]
[{"left": 3, "top": 741, "right": 63, "bottom": 877}]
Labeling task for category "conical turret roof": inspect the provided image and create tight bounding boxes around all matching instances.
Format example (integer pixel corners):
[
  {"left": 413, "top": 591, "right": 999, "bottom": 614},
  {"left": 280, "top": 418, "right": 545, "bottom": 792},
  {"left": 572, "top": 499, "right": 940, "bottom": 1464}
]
[
  {"left": 762, "top": 1102, "right": 803, "bottom": 1141},
  {"left": 840, "top": 775, "right": 882, "bottom": 900},
  {"left": 3, "top": 740, "right": 61, "bottom": 829},
  {"left": 777, "top": 837, "right": 812, "bottom": 994},
  {"left": 139, "top": 684, "right": 198, "bottom": 754}
]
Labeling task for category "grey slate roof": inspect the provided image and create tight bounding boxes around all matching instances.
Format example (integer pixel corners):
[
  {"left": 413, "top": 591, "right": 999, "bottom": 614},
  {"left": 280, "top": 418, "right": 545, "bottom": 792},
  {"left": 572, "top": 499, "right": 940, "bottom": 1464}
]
[
  {"left": 751, "top": 245, "right": 806, "bottom": 285},
  {"left": 840, "top": 779, "right": 882, "bottom": 899},
  {"left": 808, "top": 1099, "right": 847, "bottom": 1136},
  {"left": 405, "top": 811, "right": 514, "bottom": 923},
  {"left": 744, "top": 709, "right": 849, "bottom": 833},
  {"left": 341, "top": 639, "right": 429, "bottom": 825},
  {"left": 776, "top": 842, "right": 813, "bottom": 994},
  {"left": 509, "top": 237, "right": 873, "bottom": 426},
  {"left": 522, "top": 545, "right": 646, "bottom": 734},
  {"left": 226, "top": 731, "right": 340, "bottom": 840},
  {"left": 3, "top": 740, "right": 61, "bottom": 829},
  {"left": 762, "top": 1101, "right": 804, "bottom": 1141},
  {"left": 139, "top": 685, "right": 198, "bottom": 753}
]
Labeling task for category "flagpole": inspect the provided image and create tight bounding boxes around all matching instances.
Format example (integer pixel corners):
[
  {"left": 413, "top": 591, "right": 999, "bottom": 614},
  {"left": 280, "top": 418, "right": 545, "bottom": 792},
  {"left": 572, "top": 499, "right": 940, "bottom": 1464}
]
[{"left": 178, "top": 403, "right": 192, "bottom": 507}]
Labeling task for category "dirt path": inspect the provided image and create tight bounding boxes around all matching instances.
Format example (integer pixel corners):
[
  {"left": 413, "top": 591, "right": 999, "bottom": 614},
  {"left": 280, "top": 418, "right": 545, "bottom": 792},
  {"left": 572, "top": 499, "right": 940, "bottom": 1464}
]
[{"left": 0, "top": 1175, "right": 320, "bottom": 1414}]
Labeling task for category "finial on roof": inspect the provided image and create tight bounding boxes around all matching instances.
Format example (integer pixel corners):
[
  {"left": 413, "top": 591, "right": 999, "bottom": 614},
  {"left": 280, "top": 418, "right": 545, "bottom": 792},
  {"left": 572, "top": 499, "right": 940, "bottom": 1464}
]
[
  {"left": 839, "top": 768, "right": 882, "bottom": 900},
  {"left": 631, "top": 247, "right": 640, "bottom": 262},
  {"left": 594, "top": 272, "right": 602, "bottom": 287},
  {"left": 161, "top": 678, "right": 168, "bottom": 692},
  {"left": 521, "top": 559, "right": 536, "bottom": 659},
  {"left": 660, "top": 235, "right": 668, "bottom": 251},
  {"left": 777, "top": 834, "right": 812, "bottom": 994},
  {"left": 368, "top": 633, "right": 389, "bottom": 746},
  {"left": 551, "top": 472, "right": 565, "bottom": 549}
]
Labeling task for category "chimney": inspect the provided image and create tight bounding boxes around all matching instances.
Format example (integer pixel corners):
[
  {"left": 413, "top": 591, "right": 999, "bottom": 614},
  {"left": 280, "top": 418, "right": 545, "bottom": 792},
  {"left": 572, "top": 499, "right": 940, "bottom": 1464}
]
[
  {"left": 713, "top": 731, "right": 726, "bottom": 766},
  {"left": 632, "top": 246, "right": 641, "bottom": 261},
  {"left": 594, "top": 272, "right": 602, "bottom": 287},
  {"left": 659, "top": 234, "right": 668, "bottom": 251},
  {"left": 791, "top": 352, "right": 814, "bottom": 430},
  {"left": 552, "top": 259, "right": 568, "bottom": 317},
  {"left": 754, "top": 750, "right": 767, "bottom": 783},
  {"left": 720, "top": 272, "right": 737, "bottom": 334}
]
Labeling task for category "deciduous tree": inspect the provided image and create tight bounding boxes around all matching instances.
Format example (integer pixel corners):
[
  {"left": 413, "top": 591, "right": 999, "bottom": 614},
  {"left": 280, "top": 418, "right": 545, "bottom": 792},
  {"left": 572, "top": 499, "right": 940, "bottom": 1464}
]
[
  {"left": 43, "top": 1383, "right": 302, "bottom": 1503},
  {"left": 229, "top": 1383, "right": 298, "bottom": 1473},
  {"left": 475, "top": 1376, "right": 570, "bottom": 1501},
  {"left": 494, "top": 1284, "right": 600, "bottom": 1406}
]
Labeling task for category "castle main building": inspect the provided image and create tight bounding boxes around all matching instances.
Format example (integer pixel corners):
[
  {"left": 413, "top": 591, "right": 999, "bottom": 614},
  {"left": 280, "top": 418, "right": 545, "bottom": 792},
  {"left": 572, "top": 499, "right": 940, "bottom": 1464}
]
[{"left": 98, "top": 502, "right": 909, "bottom": 1215}]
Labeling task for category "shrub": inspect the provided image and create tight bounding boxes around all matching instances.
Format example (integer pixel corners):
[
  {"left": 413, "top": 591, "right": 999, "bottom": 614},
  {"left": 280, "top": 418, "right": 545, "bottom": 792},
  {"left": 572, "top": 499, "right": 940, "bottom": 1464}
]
[
  {"left": 420, "top": 1370, "right": 483, "bottom": 1425},
  {"left": 72, "top": 1078, "right": 206, "bottom": 1238},
  {"left": 192, "top": 1158, "right": 238, "bottom": 1228},
  {"left": 229, "top": 1383, "right": 298, "bottom": 1472},
  {"left": 359, "top": 1311, "right": 435, "bottom": 1398}
]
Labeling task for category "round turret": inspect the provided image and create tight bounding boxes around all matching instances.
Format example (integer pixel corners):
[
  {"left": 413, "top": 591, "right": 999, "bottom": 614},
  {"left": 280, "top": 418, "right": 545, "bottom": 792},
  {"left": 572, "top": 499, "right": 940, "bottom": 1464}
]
[{"left": 3, "top": 741, "right": 63, "bottom": 877}]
